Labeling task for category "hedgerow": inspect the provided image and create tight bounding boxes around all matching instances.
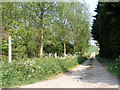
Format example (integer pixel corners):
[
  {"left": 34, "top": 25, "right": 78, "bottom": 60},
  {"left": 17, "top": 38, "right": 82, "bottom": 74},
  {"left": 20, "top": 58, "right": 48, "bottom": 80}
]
[{"left": 1, "top": 56, "right": 87, "bottom": 88}]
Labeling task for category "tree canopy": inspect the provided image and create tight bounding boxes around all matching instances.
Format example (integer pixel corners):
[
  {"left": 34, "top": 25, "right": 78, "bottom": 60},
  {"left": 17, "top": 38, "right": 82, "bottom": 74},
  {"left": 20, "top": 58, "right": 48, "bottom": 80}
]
[
  {"left": 2, "top": 2, "right": 91, "bottom": 59},
  {"left": 92, "top": 2, "right": 120, "bottom": 60}
]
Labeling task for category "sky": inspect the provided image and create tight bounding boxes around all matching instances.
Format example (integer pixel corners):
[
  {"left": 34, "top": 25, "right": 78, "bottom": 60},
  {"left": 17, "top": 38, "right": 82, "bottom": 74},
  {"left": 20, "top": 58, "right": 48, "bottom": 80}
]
[
  {"left": 84, "top": 0, "right": 99, "bottom": 46},
  {"left": 84, "top": 0, "right": 98, "bottom": 16}
]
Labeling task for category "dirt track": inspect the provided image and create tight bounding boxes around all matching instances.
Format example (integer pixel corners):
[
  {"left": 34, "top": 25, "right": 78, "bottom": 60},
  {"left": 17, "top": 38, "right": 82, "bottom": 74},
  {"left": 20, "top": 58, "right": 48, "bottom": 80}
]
[{"left": 20, "top": 58, "right": 118, "bottom": 88}]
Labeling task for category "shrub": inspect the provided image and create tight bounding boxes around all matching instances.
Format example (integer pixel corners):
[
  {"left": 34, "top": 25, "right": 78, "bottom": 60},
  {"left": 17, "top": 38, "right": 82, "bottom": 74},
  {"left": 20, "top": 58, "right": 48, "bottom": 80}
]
[
  {"left": 1, "top": 56, "right": 87, "bottom": 88},
  {"left": 77, "top": 56, "right": 87, "bottom": 64}
]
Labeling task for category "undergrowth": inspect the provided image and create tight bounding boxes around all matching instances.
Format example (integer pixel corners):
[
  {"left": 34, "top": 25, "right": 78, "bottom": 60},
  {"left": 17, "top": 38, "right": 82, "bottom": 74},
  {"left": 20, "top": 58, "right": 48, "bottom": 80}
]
[{"left": 1, "top": 56, "right": 87, "bottom": 88}]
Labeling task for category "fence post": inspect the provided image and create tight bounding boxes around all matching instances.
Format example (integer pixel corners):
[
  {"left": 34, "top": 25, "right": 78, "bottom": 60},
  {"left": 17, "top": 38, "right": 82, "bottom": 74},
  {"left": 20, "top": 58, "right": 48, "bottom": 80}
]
[{"left": 8, "top": 36, "right": 12, "bottom": 63}]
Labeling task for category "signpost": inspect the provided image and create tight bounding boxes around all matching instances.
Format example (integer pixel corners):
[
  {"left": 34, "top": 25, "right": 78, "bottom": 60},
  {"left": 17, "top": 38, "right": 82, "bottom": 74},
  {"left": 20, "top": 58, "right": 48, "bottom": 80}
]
[{"left": 8, "top": 36, "right": 12, "bottom": 63}]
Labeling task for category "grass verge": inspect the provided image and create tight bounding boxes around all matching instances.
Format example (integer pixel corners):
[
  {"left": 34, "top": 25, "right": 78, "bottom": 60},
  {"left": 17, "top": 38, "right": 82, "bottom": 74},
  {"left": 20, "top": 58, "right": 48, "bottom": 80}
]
[{"left": 1, "top": 56, "right": 87, "bottom": 88}]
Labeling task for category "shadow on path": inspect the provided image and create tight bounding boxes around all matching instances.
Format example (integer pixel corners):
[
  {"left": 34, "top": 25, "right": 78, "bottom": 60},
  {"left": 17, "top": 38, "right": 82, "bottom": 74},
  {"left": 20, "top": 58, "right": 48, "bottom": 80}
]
[{"left": 65, "top": 58, "right": 118, "bottom": 87}]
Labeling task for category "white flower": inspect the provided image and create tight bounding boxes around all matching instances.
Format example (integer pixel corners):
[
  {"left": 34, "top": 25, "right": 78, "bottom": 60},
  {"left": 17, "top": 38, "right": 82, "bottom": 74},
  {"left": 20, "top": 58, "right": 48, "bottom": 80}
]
[
  {"left": 30, "top": 63, "right": 33, "bottom": 66},
  {"left": 28, "top": 74, "right": 31, "bottom": 78},
  {"left": 38, "top": 66, "right": 41, "bottom": 68},
  {"left": 31, "top": 69, "right": 34, "bottom": 72}
]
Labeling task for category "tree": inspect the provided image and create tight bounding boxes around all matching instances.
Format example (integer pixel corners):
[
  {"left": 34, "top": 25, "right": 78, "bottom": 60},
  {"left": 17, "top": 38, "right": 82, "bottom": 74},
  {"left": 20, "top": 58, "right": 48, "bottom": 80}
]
[
  {"left": 67, "top": 2, "right": 91, "bottom": 55},
  {"left": 92, "top": 2, "right": 120, "bottom": 60},
  {"left": 20, "top": 2, "right": 55, "bottom": 57},
  {"left": 2, "top": 2, "right": 91, "bottom": 59}
]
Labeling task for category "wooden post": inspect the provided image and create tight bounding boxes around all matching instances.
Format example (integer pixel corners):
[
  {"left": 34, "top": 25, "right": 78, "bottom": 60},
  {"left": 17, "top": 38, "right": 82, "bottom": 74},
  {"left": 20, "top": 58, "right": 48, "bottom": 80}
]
[{"left": 8, "top": 36, "right": 12, "bottom": 63}]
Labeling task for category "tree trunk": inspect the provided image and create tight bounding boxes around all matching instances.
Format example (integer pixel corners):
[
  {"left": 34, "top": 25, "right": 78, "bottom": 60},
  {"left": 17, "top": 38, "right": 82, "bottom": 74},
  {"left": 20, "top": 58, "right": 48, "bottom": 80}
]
[
  {"left": 64, "top": 42, "right": 66, "bottom": 57},
  {"left": 74, "top": 40, "right": 76, "bottom": 54},
  {"left": 39, "top": 5, "right": 44, "bottom": 57},
  {"left": 40, "top": 30, "right": 44, "bottom": 57}
]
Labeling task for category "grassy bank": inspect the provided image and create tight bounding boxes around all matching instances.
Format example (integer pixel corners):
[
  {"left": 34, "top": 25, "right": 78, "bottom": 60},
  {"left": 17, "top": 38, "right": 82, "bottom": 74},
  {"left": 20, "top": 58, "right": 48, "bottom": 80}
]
[
  {"left": 97, "top": 57, "right": 120, "bottom": 78},
  {"left": 1, "top": 56, "right": 87, "bottom": 88}
]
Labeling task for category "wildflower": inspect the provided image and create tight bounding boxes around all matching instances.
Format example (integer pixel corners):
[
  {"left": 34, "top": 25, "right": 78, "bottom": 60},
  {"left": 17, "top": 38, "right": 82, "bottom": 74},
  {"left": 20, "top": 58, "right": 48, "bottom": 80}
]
[
  {"left": 30, "top": 63, "right": 33, "bottom": 66},
  {"left": 28, "top": 74, "right": 31, "bottom": 78},
  {"left": 38, "top": 66, "right": 41, "bottom": 69},
  {"left": 31, "top": 69, "right": 34, "bottom": 72}
]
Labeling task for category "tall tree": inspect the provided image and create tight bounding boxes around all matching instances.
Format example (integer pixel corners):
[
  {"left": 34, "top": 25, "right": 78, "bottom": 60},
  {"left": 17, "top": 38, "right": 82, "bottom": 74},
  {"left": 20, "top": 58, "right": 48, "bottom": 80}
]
[
  {"left": 19, "top": 2, "right": 55, "bottom": 57},
  {"left": 92, "top": 2, "right": 120, "bottom": 60},
  {"left": 67, "top": 2, "right": 91, "bottom": 54},
  {"left": 2, "top": 2, "right": 91, "bottom": 59}
]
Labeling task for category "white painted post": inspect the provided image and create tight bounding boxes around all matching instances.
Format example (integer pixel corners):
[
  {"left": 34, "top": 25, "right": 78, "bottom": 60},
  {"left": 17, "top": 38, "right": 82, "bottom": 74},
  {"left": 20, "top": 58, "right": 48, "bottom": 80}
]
[
  {"left": 8, "top": 36, "right": 12, "bottom": 63},
  {"left": 55, "top": 53, "right": 57, "bottom": 58}
]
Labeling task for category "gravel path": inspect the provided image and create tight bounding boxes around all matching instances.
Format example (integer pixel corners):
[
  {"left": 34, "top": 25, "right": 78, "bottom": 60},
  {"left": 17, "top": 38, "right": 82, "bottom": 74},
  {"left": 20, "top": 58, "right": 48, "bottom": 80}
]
[{"left": 20, "top": 58, "right": 118, "bottom": 88}]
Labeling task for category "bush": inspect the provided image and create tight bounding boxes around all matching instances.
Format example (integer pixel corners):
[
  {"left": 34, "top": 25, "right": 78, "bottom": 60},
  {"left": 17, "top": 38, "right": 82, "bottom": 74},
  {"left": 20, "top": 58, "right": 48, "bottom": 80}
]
[
  {"left": 1, "top": 56, "right": 87, "bottom": 88},
  {"left": 108, "top": 63, "right": 120, "bottom": 78},
  {"left": 77, "top": 56, "right": 87, "bottom": 64},
  {"left": 0, "top": 56, "right": 8, "bottom": 62}
]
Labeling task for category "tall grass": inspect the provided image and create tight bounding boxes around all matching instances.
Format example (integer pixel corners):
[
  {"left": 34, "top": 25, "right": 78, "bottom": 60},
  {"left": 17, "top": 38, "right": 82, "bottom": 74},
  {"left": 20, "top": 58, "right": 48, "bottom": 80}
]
[{"left": 1, "top": 56, "right": 87, "bottom": 88}]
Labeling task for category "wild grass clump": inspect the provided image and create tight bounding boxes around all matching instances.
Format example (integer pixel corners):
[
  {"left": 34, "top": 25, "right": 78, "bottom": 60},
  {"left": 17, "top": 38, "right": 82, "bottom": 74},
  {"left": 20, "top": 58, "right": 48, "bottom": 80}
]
[
  {"left": 1, "top": 56, "right": 87, "bottom": 88},
  {"left": 97, "top": 58, "right": 120, "bottom": 78}
]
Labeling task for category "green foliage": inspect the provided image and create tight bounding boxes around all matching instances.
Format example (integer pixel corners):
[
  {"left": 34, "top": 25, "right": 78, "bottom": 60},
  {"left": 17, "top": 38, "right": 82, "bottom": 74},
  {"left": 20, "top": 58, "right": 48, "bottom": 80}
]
[
  {"left": 44, "top": 42, "right": 64, "bottom": 55},
  {"left": 2, "top": 2, "right": 91, "bottom": 58},
  {"left": 97, "top": 58, "right": 120, "bottom": 78},
  {"left": 77, "top": 56, "right": 87, "bottom": 64},
  {"left": 92, "top": 2, "right": 120, "bottom": 60},
  {"left": 2, "top": 39, "right": 8, "bottom": 55},
  {"left": 1, "top": 2, "right": 90, "bottom": 87},
  {"left": 1, "top": 56, "right": 87, "bottom": 88}
]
